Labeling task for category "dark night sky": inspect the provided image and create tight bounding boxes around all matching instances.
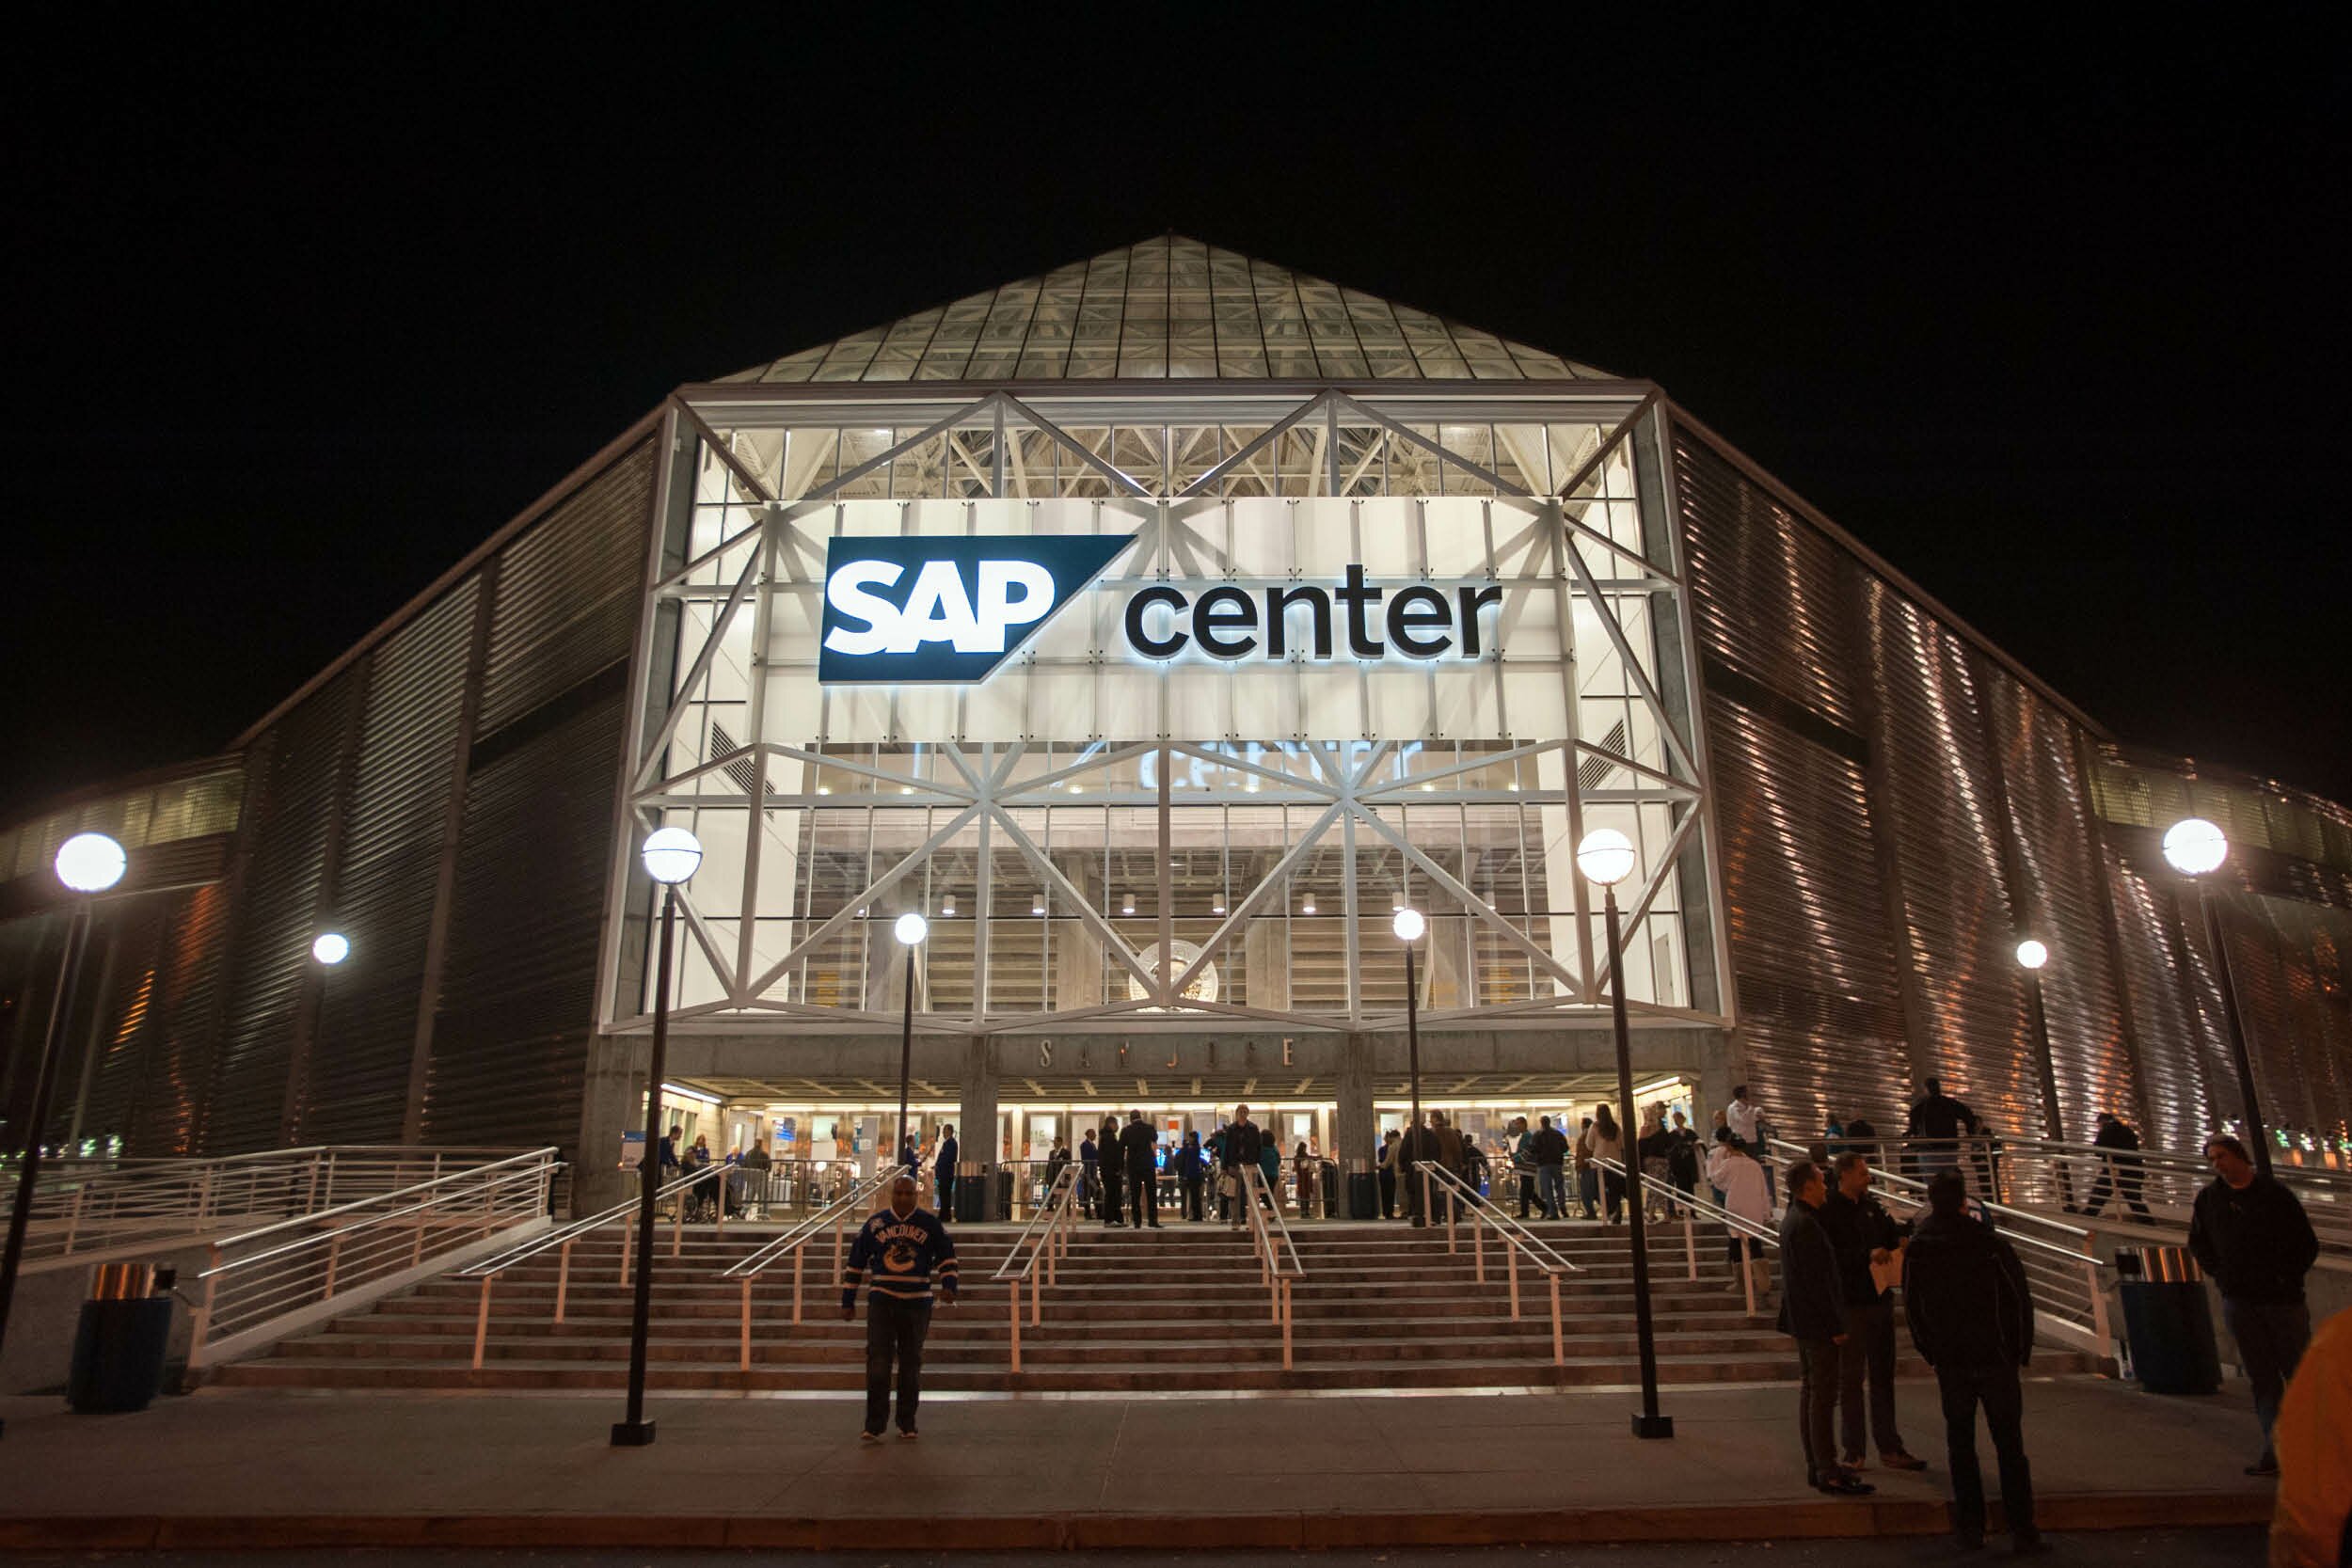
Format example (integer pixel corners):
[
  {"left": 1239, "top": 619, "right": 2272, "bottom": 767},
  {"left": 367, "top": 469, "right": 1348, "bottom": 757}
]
[{"left": 4, "top": 11, "right": 2346, "bottom": 818}]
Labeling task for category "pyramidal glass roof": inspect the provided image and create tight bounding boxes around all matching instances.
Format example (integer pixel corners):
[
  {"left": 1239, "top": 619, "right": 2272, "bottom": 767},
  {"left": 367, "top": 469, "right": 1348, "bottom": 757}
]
[{"left": 719, "top": 235, "right": 1613, "bottom": 386}]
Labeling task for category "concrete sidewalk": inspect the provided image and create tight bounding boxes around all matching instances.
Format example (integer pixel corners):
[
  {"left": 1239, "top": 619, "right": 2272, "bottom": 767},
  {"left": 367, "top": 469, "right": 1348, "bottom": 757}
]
[{"left": 0, "top": 1376, "right": 2276, "bottom": 1550}]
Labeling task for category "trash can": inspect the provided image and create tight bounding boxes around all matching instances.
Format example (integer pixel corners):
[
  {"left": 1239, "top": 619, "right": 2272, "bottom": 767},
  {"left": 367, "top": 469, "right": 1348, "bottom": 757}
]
[
  {"left": 992, "top": 1164, "right": 1015, "bottom": 1222},
  {"left": 1343, "top": 1158, "right": 1376, "bottom": 1220},
  {"left": 2115, "top": 1244, "right": 2222, "bottom": 1395},
  {"left": 1321, "top": 1162, "right": 1340, "bottom": 1218},
  {"left": 68, "top": 1263, "right": 176, "bottom": 1415},
  {"left": 957, "top": 1160, "right": 992, "bottom": 1223}
]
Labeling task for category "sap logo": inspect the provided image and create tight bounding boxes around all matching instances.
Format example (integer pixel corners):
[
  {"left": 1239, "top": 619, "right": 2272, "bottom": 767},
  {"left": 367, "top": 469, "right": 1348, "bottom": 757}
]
[{"left": 818, "top": 533, "right": 1134, "bottom": 685}]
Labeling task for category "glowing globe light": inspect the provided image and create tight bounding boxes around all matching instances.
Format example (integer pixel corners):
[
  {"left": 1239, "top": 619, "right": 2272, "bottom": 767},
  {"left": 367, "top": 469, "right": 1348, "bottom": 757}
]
[
  {"left": 894, "top": 911, "right": 929, "bottom": 946},
  {"left": 2014, "top": 939, "right": 2048, "bottom": 971},
  {"left": 2161, "top": 817, "right": 2228, "bottom": 877},
  {"left": 1392, "top": 907, "right": 1425, "bottom": 943},
  {"left": 55, "top": 832, "right": 127, "bottom": 894},
  {"left": 1576, "top": 828, "right": 1637, "bottom": 888},
  {"left": 312, "top": 931, "right": 351, "bottom": 966},
  {"left": 640, "top": 826, "right": 703, "bottom": 885}
]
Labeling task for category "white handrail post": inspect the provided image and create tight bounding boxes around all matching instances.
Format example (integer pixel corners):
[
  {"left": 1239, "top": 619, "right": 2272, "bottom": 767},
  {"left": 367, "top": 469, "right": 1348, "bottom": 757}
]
[
  {"left": 620, "top": 1212, "right": 634, "bottom": 1289},
  {"left": 1474, "top": 1212, "right": 1486, "bottom": 1284},
  {"left": 554, "top": 1240, "right": 572, "bottom": 1323},
  {"left": 1684, "top": 1212, "right": 1696, "bottom": 1281},
  {"left": 1280, "top": 1277, "right": 1293, "bottom": 1370},
  {"left": 1549, "top": 1275, "right": 1564, "bottom": 1365},
  {"left": 739, "top": 1276, "right": 754, "bottom": 1373},
  {"left": 65, "top": 1185, "right": 87, "bottom": 1256},
  {"left": 1009, "top": 1274, "right": 1023, "bottom": 1372},
  {"left": 325, "top": 1149, "right": 340, "bottom": 1209},
  {"left": 792, "top": 1242, "right": 804, "bottom": 1325},
  {"left": 187, "top": 1249, "right": 220, "bottom": 1365},
  {"left": 1446, "top": 1176, "right": 1457, "bottom": 1252},
  {"left": 1506, "top": 1239, "right": 1520, "bottom": 1321},
  {"left": 2083, "top": 1234, "right": 2111, "bottom": 1354},
  {"left": 323, "top": 1234, "right": 342, "bottom": 1300},
  {"left": 1741, "top": 1233, "right": 1756, "bottom": 1316}
]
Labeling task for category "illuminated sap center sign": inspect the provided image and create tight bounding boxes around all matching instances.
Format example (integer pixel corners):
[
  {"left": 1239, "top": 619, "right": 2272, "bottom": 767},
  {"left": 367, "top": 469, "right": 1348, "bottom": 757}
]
[{"left": 818, "top": 533, "right": 1504, "bottom": 686}]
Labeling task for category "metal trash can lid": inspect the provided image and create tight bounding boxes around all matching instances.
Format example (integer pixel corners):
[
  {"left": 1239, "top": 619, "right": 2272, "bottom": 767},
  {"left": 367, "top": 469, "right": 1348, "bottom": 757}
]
[
  {"left": 2119, "top": 1244, "right": 2202, "bottom": 1283},
  {"left": 88, "top": 1262, "right": 155, "bottom": 1300}
]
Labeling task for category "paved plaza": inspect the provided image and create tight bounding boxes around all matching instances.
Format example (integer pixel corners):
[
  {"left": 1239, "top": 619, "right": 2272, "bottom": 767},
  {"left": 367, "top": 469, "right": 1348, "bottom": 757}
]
[{"left": 0, "top": 1375, "right": 2276, "bottom": 1550}]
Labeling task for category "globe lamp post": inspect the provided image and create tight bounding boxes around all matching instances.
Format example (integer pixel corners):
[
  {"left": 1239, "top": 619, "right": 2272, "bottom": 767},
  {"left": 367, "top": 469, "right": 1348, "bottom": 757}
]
[
  {"left": 0, "top": 832, "right": 127, "bottom": 1440},
  {"left": 614, "top": 825, "right": 700, "bottom": 1448},
  {"left": 1578, "top": 827, "right": 1671, "bottom": 1440},
  {"left": 1392, "top": 906, "right": 1425, "bottom": 1227},
  {"left": 892, "top": 911, "right": 928, "bottom": 1184},
  {"left": 2164, "top": 817, "right": 2268, "bottom": 1175}
]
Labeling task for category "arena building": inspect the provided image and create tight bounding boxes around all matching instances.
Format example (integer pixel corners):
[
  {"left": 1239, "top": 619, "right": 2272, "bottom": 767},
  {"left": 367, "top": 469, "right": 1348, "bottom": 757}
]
[{"left": 4, "top": 237, "right": 2347, "bottom": 1211}]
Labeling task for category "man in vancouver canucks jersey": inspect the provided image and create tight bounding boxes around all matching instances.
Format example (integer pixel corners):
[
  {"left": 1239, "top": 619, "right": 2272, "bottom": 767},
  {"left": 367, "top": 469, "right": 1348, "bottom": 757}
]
[{"left": 842, "top": 1172, "right": 959, "bottom": 1440}]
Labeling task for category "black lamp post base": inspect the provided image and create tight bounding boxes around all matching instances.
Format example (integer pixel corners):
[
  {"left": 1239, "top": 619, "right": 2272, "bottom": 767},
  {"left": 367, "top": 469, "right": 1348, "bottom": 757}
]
[
  {"left": 1629, "top": 1412, "right": 1675, "bottom": 1440},
  {"left": 611, "top": 1418, "right": 658, "bottom": 1447}
]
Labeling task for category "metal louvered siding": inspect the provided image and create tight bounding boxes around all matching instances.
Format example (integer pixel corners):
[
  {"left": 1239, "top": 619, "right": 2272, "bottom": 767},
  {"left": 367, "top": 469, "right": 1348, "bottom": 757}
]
[
  {"left": 200, "top": 671, "right": 361, "bottom": 1152},
  {"left": 2217, "top": 895, "right": 2352, "bottom": 1138},
  {"left": 67, "top": 897, "right": 168, "bottom": 1148},
  {"left": 477, "top": 441, "right": 655, "bottom": 735},
  {"left": 301, "top": 583, "right": 478, "bottom": 1142},
  {"left": 126, "top": 882, "right": 232, "bottom": 1153},
  {"left": 1986, "top": 680, "right": 2139, "bottom": 1139},
  {"left": 1858, "top": 580, "right": 2043, "bottom": 1142},
  {"left": 1706, "top": 694, "right": 1915, "bottom": 1132},
  {"left": 421, "top": 436, "right": 653, "bottom": 1148},
  {"left": 1677, "top": 434, "right": 1864, "bottom": 729},
  {"left": 421, "top": 694, "right": 625, "bottom": 1148}
]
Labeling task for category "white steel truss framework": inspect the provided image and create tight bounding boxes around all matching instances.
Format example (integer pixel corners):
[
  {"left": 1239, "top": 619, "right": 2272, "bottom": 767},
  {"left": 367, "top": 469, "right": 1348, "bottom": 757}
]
[{"left": 602, "top": 388, "right": 1727, "bottom": 1037}]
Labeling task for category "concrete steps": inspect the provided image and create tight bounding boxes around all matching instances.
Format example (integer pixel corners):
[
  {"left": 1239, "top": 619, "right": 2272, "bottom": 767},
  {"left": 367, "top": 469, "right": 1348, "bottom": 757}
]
[{"left": 207, "top": 1215, "right": 2096, "bottom": 1393}]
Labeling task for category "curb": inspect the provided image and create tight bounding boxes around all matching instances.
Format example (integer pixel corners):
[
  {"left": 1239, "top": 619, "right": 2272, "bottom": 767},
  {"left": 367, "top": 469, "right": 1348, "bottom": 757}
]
[{"left": 0, "top": 1493, "right": 2272, "bottom": 1551}]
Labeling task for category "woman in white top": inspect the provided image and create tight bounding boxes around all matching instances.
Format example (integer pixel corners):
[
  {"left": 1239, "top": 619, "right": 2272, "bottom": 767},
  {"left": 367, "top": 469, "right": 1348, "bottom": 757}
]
[{"left": 1705, "top": 1129, "right": 1774, "bottom": 1304}]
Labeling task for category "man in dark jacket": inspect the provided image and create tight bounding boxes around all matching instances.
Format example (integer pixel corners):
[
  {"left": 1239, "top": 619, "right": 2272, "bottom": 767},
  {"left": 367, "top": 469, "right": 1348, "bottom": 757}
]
[
  {"left": 1777, "top": 1159, "right": 1872, "bottom": 1497},
  {"left": 2188, "top": 1133, "right": 2320, "bottom": 1477},
  {"left": 1531, "top": 1115, "right": 1570, "bottom": 1221},
  {"left": 1078, "top": 1130, "right": 1100, "bottom": 1217},
  {"left": 2072, "top": 1111, "right": 2153, "bottom": 1221},
  {"left": 1904, "top": 1077, "right": 1979, "bottom": 1176},
  {"left": 1903, "top": 1170, "right": 2040, "bottom": 1553},
  {"left": 1820, "top": 1153, "right": 1927, "bottom": 1473},
  {"left": 932, "top": 1124, "right": 959, "bottom": 1219},
  {"left": 1220, "top": 1104, "right": 1263, "bottom": 1231},
  {"left": 1096, "top": 1116, "right": 1125, "bottom": 1228},
  {"left": 1119, "top": 1110, "right": 1161, "bottom": 1229}
]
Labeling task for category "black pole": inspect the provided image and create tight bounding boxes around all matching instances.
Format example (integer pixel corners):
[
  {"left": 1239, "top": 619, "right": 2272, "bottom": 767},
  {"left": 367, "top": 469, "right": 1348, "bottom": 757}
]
[
  {"left": 2022, "top": 966, "right": 2071, "bottom": 1208},
  {"left": 1404, "top": 940, "right": 1423, "bottom": 1227},
  {"left": 2197, "top": 883, "right": 2271, "bottom": 1178},
  {"left": 612, "top": 885, "right": 675, "bottom": 1447},
  {"left": 1606, "top": 888, "right": 1672, "bottom": 1439},
  {"left": 897, "top": 941, "right": 915, "bottom": 1180},
  {"left": 0, "top": 901, "right": 94, "bottom": 1443}
]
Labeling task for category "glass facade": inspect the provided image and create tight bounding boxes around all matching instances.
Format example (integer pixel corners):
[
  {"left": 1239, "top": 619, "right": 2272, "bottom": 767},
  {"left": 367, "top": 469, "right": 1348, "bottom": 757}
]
[{"left": 620, "top": 388, "right": 1722, "bottom": 1034}]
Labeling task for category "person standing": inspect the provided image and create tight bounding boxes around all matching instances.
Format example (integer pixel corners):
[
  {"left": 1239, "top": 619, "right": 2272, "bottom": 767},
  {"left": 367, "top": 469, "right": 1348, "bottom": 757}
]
[
  {"left": 1175, "top": 1130, "right": 1206, "bottom": 1221},
  {"left": 1398, "top": 1116, "right": 1441, "bottom": 1227},
  {"left": 1377, "top": 1128, "right": 1400, "bottom": 1220},
  {"left": 1221, "top": 1104, "right": 1263, "bottom": 1230},
  {"left": 1589, "top": 1104, "right": 1625, "bottom": 1224},
  {"left": 1573, "top": 1116, "right": 1600, "bottom": 1220},
  {"left": 1843, "top": 1114, "right": 1880, "bottom": 1165},
  {"left": 1708, "top": 1129, "right": 1772, "bottom": 1303},
  {"left": 1820, "top": 1153, "right": 1928, "bottom": 1474},
  {"left": 1120, "top": 1110, "right": 1161, "bottom": 1229},
  {"left": 1207, "top": 1124, "right": 1230, "bottom": 1222},
  {"left": 1666, "top": 1110, "right": 1702, "bottom": 1216},
  {"left": 1510, "top": 1117, "right": 1537, "bottom": 1218},
  {"left": 2189, "top": 1133, "right": 2320, "bottom": 1477},
  {"left": 1531, "top": 1115, "right": 1570, "bottom": 1221},
  {"left": 1098, "top": 1116, "right": 1127, "bottom": 1228},
  {"left": 932, "top": 1123, "right": 959, "bottom": 1220},
  {"left": 1778, "top": 1159, "right": 1871, "bottom": 1497},
  {"left": 1638, "top": 1107, "right": 1675, "bottom": 1224},
  {"left": 1078, "top": 1129, "right": 1100, "bottom": 1217},
  {"left": 841, "top": 1172, "right": 958, "bottom": 1442},
  {"left": 1257, "top": 1122, "right": 1284, "bottom": 1214},
  {"left": 2072, "top": 1111, "right": 2153, "bottom": 1221},
  {"left": 1041, "top": 1137, "right": 1071, "bottom": 1211},
  {"left": 1293, "top": 1141, "right": 1318, "bottom": 1218},
  {"left": 1902, "top": 1170, "right": 2041, "bottom": 1552}
]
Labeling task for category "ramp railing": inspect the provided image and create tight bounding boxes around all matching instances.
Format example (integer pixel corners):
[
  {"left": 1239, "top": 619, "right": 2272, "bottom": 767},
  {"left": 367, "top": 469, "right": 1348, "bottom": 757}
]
[
  {"left": 990, "top": 1163, "right": 1079, "bottom": 1372},
  {"left": 1420, "top": 1161, "right": 1583, "bottom": 1362},
  {"left": 188, "top": 1148, "right": 559, "bottom": 1369},
  {"left": 1239, "top": 1164, "right": 1302, "bottom": 1370}
]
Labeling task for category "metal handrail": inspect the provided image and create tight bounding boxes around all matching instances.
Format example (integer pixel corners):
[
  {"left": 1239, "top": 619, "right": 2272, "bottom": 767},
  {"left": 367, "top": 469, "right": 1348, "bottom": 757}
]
[
  {"left": 1418, "top": 1161, "right": 1579, "bottom": 1366},
  {"left": 188, "top": 1150, "right": 558, "bottom": 1367},
  {"left": 723, "top": 1170, "right": 896, "bottom": 1279},
  {"left": 212, "top": 1148, "right": 560, "bottom": 1251},
  {"left": 1765, "top": 1137, "right": 2101, "bottom": 1255},
  {"left": 461, "top": 1168, "right": 714, "bottom": 1277},
  {"left": 1597, "top": 1155, "right": 1776, "bottom": 1316},
  {"left": 993, "top": 1164, "right": 1079, "bottom": 1373},
  {"left": 1239, "top": 1164, "right": 1299, "bottom": 1370}
]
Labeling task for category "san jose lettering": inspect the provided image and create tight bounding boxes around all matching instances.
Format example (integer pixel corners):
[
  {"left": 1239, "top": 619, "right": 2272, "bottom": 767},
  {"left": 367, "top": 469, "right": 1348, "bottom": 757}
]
[{"left": 1123, "top": 567, "right": 1503, "bottom": 662}]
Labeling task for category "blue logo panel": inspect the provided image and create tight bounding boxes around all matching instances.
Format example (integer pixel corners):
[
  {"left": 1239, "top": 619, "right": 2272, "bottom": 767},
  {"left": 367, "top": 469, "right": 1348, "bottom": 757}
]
[{"left": 817, "top": 532, "right": 1136, "bottom": 685}]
